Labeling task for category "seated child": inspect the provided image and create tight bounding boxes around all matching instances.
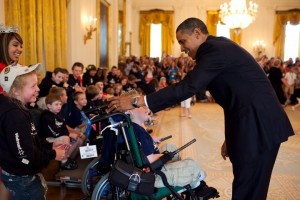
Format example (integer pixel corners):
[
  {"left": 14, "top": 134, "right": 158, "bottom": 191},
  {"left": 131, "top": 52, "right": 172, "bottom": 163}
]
[
  {"left": 38, "top": 67, "right": 65, "bottom": 97},
  {"left": 49, "top": 87, "right": 86, "bottom": 141},
  {"left": 66, "top": 91, "right": 89, "bottom": 134},
  {"left": 37, "top": 67, "right": 66, "bottom": 109},
  {"left": 39, "top": 93, "right": 82, "bottom": 170},
  {"left": 83, "top": 85, "right": 106, "bottom": 145},
  {"left": 127, "top": 106, "right": 206, "bottom": 189},
  {"left": 84, "top": 85, "right": 104, "bottom": 110}
]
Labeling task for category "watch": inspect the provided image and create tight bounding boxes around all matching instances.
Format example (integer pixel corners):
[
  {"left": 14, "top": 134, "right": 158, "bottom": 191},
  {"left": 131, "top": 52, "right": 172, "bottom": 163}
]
[{"left": 131, "top": 97, "right": 140, "bottom": 108}]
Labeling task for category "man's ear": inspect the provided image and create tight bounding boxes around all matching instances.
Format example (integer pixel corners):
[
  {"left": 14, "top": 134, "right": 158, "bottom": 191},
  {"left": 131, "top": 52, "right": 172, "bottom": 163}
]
[{"left": 194, "top": 28, "right": 202, "bottom": 37}]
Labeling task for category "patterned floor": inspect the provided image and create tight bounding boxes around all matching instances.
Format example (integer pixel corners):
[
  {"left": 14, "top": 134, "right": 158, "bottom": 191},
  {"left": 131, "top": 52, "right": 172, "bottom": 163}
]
[{"left": 151, "top": 103, "right": 300, "bottom": 200}]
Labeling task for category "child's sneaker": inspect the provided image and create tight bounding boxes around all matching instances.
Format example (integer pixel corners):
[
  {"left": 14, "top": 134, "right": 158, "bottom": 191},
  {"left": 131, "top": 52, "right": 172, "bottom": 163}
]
[
  {"left": 189, "top": 171, "right": 206, "bottom": 189},
  {"left": 60, "top": 159, "right": 78, "bottom": 170}
]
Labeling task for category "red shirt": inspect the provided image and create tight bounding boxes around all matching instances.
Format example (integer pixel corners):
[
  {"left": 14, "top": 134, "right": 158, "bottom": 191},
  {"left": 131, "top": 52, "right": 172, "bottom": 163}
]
[{"left": 0, "top": 62, "right": 7, "bottom": 94}]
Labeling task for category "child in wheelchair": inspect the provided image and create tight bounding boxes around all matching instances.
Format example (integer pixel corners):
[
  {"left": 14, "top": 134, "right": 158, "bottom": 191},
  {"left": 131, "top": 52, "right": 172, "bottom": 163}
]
[
  {"left": 92, "top": 91, "right": 219, "bottom": 199},
  {"left": 126, "top": 106, "right": 206, "bottom": 190}
]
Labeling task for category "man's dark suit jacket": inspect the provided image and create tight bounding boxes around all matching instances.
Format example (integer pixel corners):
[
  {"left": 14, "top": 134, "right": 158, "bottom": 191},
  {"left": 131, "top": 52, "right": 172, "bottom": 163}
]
[{"left": 146, "top": 36, "right": 294, "bottom": 163}]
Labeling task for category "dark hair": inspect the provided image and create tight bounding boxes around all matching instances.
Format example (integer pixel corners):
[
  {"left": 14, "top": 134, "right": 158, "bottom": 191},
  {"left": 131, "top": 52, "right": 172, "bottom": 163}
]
[
  {"left": 0, "top": 32, "right": 23, "bottom": 65},
  {"left": 53, "top": 67, "right": 66, "bottom": 75},
  {"left": 72, "top": 62, "right": 84, "bottom": 70},
  {"left": 86, "top": 64, "right": 97, "bottom": 71},
  {"left": 45, "top": 93, "right": 61, "bottom": 105},
  {"left": 60, "top": 68, "right": 69, "bottom": 75},
  {"left": 49, "top": 87, "right": 66, "bottom": 97},
  {"left": 128, "top": 74, "right": 137, "bottom": 81},
  {"left": 176, "top": 18, "right": 209, "bottom": 35},
  {"left": 86, "top": 85, "right": 100, "bottom": 100}
]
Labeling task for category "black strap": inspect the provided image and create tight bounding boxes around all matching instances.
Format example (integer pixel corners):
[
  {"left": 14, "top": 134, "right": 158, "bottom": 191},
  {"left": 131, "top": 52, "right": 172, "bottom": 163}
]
[{"left": 155, "top": 170, "right": 184, "bottom": 200}]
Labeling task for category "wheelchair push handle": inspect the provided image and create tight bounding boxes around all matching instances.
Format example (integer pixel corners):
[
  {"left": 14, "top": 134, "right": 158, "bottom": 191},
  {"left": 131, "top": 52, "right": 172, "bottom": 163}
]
[
  {"left": 159, "top": 135, "right": 172, "bottom": 142},
  {"left": 171, "top": 138, "right": 196, "bottom": 156}
]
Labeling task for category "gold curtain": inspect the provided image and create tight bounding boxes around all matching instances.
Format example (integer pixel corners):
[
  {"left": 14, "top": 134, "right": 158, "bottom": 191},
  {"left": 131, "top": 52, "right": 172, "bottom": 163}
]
[
  {"left": 230, "top": 29, "right": 242, "bottom": 45},
  {"left": 206, "top": 10, "right": 219, "bottom": 36},
  {"left": 206, "top": 10, "right": 242, "bottom": 44},
  {"left": 4, "top": 0, "right": 67, "bottom": 72},
  {"left": 273, "top": 9, "right": 300, "bottom": 58},
  {"left": 139, "top": 10, "right": 174, "bottom": 56}
]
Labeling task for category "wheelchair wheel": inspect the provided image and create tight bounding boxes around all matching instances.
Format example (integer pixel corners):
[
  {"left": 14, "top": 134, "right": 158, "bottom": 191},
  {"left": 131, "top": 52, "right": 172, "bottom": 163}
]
[
  {"left": 91, "top": 173, "right": 111, "bottom": 199},
  {"left": 81, "top": 157, "right": 102, "bottom": 196},
  {"left": 91, "top": 173, "right": 128, "bottom": 200}
]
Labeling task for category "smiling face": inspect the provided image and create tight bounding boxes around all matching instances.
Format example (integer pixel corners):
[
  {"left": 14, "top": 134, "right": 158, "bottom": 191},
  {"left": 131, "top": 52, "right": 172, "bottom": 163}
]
[
  {"left": 52, "top": 72, "right": 64, "bottom": 84},
  {"left": 8, "top": 37, "right": 23, "bottom": 63},
  {"left": 176, "top": 28, "right": 207, "bottom": 59},
  {"left": 130, "top": 107, "right": 150, "bottom": 125},
  {"left": 12, "top": 72, "right": 40, "bottom": 105}
]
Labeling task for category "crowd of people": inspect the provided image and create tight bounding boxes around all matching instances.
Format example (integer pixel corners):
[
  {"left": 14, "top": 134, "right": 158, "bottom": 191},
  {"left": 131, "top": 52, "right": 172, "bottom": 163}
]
[
  {"left": 0, "top": 18, "right": 298, "bottom": 200},
  {"left": 257, "top": 55, "right": 300, "bottom": 109}
]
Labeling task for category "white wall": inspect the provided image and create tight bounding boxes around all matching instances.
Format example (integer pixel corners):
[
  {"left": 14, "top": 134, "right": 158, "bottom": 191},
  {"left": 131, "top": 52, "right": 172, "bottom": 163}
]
[
  {"left": 67, "top": 0, "right": 97, "bottom": 70},
  {"left": 130, "top": 0, "right": 300, "bottom": 58}
]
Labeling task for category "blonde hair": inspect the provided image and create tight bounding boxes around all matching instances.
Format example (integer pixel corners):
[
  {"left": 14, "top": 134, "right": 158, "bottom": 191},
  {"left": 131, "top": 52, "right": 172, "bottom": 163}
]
[{"left": 8, "top": 70, "right": 38, "bottom": 99}]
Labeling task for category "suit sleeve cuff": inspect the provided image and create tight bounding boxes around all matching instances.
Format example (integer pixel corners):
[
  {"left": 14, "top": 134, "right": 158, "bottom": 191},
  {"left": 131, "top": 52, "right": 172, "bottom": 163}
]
[{"left": 144, "top": 96, "right": 149, "bottom": 108}]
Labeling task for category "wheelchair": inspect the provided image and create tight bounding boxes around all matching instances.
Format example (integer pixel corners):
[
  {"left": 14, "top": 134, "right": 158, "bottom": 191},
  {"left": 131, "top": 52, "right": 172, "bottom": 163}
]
[{"left": 82, "top": 111, "right": 219, "bottom": 200}]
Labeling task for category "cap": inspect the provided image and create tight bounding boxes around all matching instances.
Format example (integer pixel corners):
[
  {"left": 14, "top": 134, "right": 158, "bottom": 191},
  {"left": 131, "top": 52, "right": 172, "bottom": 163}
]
[
  {"left": 86, "top": 64, "right": 97, "bottom": 71},
  {"left": 0, "top": 63, "right": 40, "bottom": 93}
]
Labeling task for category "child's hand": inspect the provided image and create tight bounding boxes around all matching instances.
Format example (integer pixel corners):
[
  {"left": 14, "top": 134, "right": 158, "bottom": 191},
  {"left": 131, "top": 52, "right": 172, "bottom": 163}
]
[
  {"left": 53, "top": 142, "right": 70, "bottom": 150},
  {"left": 152, "top": 136, "right": 162, "bottom": 144},
  {"left": 54, "top": 148, "right": 67, "bottom": 161},
  {"left": 69, "top": 133, "right": 79, "bottom": 140},
  {"left": 52, "top": 141, "right": 64, "bottom": 148}
]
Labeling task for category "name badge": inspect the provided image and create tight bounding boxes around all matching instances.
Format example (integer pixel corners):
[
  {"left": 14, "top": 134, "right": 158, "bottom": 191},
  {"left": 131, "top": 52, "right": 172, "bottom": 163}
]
[{"left": 79, "top": 145, "right": 98, "bottom": 159}]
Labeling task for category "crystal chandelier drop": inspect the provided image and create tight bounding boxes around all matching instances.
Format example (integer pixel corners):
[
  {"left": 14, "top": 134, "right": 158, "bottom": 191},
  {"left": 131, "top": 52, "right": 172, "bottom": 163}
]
[{"left": 219, "top": 0, "right": 258, "bottom": 30}]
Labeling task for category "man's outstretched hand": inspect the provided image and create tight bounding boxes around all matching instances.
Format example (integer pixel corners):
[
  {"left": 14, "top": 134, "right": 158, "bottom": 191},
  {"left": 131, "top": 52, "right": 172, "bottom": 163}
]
[{"left": 106, "top": 96, "right": 133, "bottom": 113}]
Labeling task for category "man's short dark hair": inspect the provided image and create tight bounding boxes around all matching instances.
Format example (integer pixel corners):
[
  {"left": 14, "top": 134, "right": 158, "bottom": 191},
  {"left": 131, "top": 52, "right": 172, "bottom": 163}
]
[{"left": 176, "top": 18, "right": 209, "bottom": 35}]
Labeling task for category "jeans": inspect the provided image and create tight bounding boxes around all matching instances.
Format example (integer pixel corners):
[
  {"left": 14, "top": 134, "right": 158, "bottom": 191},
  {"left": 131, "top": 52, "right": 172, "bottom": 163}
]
[{"left": 1, "top": 170, "right": 46, "bottom": 200}]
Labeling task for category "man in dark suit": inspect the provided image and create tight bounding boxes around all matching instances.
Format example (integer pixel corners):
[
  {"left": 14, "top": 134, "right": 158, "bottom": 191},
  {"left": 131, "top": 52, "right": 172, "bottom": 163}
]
[{"left": 107, "top": 18, "right": 294, "bottom": 199}]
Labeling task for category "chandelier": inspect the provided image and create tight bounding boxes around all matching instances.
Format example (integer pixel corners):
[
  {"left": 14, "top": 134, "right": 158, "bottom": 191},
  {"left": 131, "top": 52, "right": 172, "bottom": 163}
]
[{"left": 219, "top": 0, "right": 258, "bottom": 30}]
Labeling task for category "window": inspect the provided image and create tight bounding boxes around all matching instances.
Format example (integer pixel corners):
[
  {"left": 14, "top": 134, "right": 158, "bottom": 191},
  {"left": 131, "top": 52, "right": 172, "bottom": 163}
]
[
  {"left": 150, "top": 23, "right": 162, "bottom": 59},
  {"left": 216, "top": 21, "right": 230, "bottom": 39},
  {"left": 284, "top": 21, "right": 300, "bottom": 62}
]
